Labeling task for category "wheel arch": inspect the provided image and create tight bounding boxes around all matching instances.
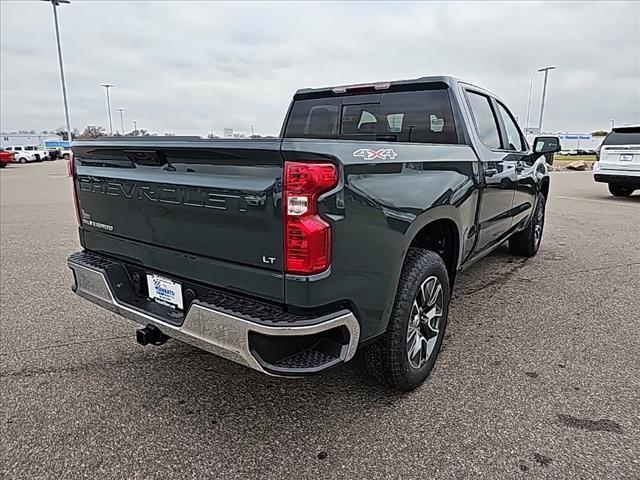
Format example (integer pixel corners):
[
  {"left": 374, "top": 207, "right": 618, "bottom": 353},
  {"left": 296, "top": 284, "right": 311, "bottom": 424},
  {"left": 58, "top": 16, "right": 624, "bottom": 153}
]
[
  {"left": 389, "top": 206, "right": 464, "bottom": 302},
  {"left": 406, "top": 215, "right": 461, "bottom": 289}
]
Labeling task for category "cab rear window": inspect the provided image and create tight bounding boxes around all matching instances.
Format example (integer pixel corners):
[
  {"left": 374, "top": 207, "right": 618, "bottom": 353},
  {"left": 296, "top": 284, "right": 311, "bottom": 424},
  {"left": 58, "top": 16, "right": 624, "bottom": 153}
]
[{"left": 284, "top": 89, "right": 458, "bottom": 144}]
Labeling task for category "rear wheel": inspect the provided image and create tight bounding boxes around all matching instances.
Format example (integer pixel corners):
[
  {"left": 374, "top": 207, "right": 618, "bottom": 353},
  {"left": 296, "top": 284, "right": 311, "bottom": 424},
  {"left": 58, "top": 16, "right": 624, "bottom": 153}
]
[
  {"left": 364, "top": 248, "right": 450, "bottom": 391},
  {"left": 509, "top": 192, "right": 546, "bottom": 257},
  {"left": 63, "top": 153, "right": 70, "bottom": 160},
  {"left": 19, "top": 157, "right": 26, "bottom": 164},
  {"left": 608, "top": 183, "right": 633, "bottom": 197}
]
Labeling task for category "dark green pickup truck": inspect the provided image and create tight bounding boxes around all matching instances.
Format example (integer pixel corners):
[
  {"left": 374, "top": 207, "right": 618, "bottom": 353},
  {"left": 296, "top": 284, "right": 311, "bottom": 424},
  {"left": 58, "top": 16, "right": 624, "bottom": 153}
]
[{"left": 68, "top": 76, "right": 560, "bottom": 391}]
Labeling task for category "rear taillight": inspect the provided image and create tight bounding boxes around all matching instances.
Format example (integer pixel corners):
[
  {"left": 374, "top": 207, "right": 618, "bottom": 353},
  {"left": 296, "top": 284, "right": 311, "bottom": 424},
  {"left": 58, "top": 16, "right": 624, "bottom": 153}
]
[
  {"left": 284, "top": 161, "right": 338, "bottom": 275},
  {"left": 69, "top": 152, "right": 81, "bottom": 226}
]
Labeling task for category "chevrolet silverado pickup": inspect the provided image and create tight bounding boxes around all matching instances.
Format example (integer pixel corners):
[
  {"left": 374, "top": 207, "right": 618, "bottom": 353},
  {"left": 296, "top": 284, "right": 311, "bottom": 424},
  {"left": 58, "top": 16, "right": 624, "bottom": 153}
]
[{"left": 68, "top": 76, "right": 560, "bottom": 391}]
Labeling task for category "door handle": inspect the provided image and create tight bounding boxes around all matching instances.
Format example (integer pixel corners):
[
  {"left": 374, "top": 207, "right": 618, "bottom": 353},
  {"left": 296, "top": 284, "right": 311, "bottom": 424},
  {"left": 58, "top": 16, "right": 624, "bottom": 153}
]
[{"left": 484, "top": 168, "right": 498, "bottom": 178}]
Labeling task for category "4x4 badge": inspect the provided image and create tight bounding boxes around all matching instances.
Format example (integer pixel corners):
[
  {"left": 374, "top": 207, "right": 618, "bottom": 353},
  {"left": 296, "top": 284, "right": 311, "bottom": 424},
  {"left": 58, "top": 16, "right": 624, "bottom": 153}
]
[{"left": 353, "top": 148, "right": 398, "bottom": 160}]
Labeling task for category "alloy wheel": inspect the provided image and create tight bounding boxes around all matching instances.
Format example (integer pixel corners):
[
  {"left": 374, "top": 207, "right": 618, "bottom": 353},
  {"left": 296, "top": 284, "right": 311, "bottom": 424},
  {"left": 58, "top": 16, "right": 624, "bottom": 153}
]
[
  {"left": 533, "top": 199, "right": 545, "bottom": 247},
  {"left": 406, "top": 276, "right": 444, "bottom": 369}
]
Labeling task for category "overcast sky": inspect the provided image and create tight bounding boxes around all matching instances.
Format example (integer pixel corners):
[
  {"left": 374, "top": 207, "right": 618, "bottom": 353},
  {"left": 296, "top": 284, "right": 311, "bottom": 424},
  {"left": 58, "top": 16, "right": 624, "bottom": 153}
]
[{"left": 1, "top": 1, "right": 638, "bottom": 136}]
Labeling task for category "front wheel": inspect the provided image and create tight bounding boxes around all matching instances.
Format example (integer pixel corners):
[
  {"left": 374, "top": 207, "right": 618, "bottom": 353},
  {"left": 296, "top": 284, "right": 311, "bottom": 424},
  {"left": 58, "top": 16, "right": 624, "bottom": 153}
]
[
  {"left": 608, "top": 183, "right": 633, "bottom": 197},
  {"left": 509, "top": 192, "right": 546, "bottom": 257},
  {"left": 364, "top": 248, "right": 450, "bottom": 391}
]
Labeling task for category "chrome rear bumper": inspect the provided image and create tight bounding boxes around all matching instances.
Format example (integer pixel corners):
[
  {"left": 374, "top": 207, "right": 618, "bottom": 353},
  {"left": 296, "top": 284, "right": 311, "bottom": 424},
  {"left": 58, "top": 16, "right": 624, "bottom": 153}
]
[{"left": 68, "top": 255, "right": 360, "bottom": 375}]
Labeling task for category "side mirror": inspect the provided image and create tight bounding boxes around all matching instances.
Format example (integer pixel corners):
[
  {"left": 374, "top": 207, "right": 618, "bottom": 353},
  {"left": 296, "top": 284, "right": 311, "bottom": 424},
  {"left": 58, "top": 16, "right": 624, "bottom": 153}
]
[{"left": 533, "top": 136, "right": 561, "bottom": 155}]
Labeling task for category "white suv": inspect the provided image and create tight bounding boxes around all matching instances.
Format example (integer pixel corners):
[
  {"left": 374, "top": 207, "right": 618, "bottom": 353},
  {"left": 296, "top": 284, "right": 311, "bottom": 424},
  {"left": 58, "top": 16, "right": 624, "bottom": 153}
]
[{"left": 594, "top": 125, "right": 640, "bottom": 197}]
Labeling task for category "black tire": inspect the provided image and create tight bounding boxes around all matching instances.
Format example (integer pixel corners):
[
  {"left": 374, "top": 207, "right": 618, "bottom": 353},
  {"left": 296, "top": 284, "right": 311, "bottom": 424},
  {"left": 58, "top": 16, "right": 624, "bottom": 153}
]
[
  {"left": 364, "top": 248, "right": 450, "bottom": 391},
  {"left": 608, "top": 183, "right": 633, "bottom": 197},
  {"left": 0, "top": 163, "right": 5, "bottom": 168},
  {"left": 509, "top": 192, "right": 546, "bottom": 257},
  {"left": 63, "top": 153, "right": 70, "bottom": 160},
  {"left": 19, "top": 158, "right": 26, "bottom": 164}
]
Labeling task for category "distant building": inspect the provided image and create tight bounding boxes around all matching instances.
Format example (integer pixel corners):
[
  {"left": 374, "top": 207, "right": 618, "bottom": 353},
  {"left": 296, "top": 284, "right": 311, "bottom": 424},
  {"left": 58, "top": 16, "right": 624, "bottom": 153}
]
[
  {"left": 223, "top": 128, "right": 234, "bottom": 138},
  {"left": 525, "top": 132, "right": 605, "bottom": 151},
  {"left": 556, "top": 133, "right": 604, "bottom": 150},
  {"left": 1, "top": 133, "right": 62, "bottom": 148}
]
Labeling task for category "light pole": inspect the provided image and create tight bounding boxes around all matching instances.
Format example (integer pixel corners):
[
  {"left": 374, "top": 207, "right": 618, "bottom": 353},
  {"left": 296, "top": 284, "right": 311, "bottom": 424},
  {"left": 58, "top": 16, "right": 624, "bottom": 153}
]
[
  {"left": 524, "top": 76, "right": 534, "bottom": 132},
  {"left": 249, "top": 124, "right": 256, "bottom": 137},
  {"left": 42, "top": 0, "right": 72, "bottom": 145},
  {"left": 133, "top": 120, "right": 138, "bottom": 135},
  {"left": 117, "top": 108, "right": 125, "bottom": 134},
  {"left": 610, "top": 119, "right": 615, "bottom": 131},
  {"left": 537, "top": 66, "right": 556, "bottom": 134},
  {"left": 100, "top": 83, "right": 114, "bottom": 135}
]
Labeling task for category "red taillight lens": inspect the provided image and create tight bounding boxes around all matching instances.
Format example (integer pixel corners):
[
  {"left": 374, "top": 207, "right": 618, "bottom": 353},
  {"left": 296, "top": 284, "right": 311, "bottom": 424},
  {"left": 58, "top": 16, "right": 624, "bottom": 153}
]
[
  {"left": 69, "top": 152, "right": 81, "bottom": 226},
  {"left": 284, "top": 162, "right": 338, "bottom": 275}
]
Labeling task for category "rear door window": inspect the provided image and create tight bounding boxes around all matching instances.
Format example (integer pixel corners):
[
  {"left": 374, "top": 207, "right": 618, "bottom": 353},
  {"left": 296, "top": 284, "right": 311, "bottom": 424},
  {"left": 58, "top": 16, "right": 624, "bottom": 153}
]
[
  {"left": 466, "top": 91, "right": 501, "bottom": 150},
  {"left": 284, "top": 89, "right": 458, "bottom": 144}
]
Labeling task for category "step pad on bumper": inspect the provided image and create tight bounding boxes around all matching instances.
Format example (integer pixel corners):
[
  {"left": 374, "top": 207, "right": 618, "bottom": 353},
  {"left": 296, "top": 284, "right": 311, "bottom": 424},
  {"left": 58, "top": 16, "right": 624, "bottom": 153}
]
[{"left": 273, "top": 348, "right": 337, "bottom": 370}]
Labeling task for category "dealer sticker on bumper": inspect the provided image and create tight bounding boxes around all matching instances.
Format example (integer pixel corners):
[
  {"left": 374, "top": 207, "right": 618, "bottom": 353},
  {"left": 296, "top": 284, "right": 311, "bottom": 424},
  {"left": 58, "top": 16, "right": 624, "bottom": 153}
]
[{"left": 146, "top": 274, "right": 183, "bottom": 310}]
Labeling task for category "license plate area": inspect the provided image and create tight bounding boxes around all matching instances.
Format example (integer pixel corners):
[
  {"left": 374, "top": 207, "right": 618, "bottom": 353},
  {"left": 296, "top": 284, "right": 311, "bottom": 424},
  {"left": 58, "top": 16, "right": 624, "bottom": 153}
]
[
  {"left": 620, "top": 154, "right": 634, "bottom": 162},
  {"left": 146, "top": 273, "right": 183, "bottom": 310}
]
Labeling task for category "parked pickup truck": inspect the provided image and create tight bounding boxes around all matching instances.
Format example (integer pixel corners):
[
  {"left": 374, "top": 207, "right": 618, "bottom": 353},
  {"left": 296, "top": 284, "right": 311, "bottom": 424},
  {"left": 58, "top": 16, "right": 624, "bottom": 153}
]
[{"left": 68, "top": 76, "right": 560, "bottom": 391}]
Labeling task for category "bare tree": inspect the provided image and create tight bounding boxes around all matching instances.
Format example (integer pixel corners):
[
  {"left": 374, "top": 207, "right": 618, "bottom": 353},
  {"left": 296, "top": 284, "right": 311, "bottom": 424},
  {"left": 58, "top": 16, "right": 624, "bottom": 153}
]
[
  {"left": 76, "top": 126, "right": 106, "bottom": 139},
  {"left": 54, "top": 126, "right": 80, "bottom": 140}
]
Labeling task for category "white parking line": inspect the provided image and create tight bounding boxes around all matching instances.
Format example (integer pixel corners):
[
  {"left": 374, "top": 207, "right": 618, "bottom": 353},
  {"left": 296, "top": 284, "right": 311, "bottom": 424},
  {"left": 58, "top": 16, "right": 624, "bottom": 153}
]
[{"left": 556, "top": 196, "right": 638, "bottom": 207}]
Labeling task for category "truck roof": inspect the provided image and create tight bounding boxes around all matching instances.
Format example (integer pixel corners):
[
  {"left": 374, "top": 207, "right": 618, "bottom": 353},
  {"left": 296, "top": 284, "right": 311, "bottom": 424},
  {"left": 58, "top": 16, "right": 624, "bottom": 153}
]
[{"left": 294, "top": 76, "right": 499, "bottom": 99}]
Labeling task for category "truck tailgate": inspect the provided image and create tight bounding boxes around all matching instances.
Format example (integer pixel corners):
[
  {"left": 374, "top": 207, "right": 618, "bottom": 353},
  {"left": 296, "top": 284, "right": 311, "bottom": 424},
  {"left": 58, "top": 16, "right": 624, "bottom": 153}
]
[{"left": 72, "top": 139, "right": 284, "bottom": 302}]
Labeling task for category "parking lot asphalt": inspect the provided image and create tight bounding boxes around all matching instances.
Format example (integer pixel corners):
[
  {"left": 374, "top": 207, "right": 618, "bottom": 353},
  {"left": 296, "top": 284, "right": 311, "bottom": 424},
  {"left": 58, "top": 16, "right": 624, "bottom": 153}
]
[{"left": 1, "top": 161, "right": 639, "bottom": 480}]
